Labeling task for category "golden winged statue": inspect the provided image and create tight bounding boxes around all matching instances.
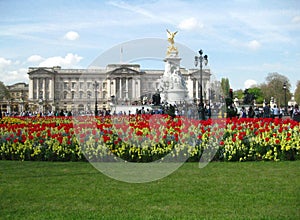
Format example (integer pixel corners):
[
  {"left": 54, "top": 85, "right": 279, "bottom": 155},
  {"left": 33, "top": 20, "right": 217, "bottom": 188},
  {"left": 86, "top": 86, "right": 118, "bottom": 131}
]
[
  {"left": 166, "top": 29, "right": 178, "bottom": 45},
  {"left": 166, "top": 29, "right": 178, "bottom": 55}
]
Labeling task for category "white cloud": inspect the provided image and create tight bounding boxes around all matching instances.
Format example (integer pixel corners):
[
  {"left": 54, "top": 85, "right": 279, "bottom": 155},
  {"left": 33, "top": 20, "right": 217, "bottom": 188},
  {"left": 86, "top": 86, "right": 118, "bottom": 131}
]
[
  {"left": 27, "top": 55, "right": 44, "bottom": 63},
  {"left": 228, "top": 39, "right": 262, "bottom": 51},
  {"left": 178, "top": 17, "right": 204, "bottom": 31},
  {"left": 247, "top": 40, "right": 261, "bottom": 50},
  {"left": 262, "top": 62, "right": 282, "bottom": 70},
  {"left": 0, "top": 57, "right": 12, "bottom": 69},
  {"left": 0, "top": 58, "right": 28, "bottom": 85},
  {"left": 2, "top": 68, "right": 28, "bottom": 85},
  {"left": 38, "top": 53, "right": 83, "bottom": 68},
  {"left": 63, "top": 31, "right": 80, "bottom": 41},
  {"left": 244, "top": 79, "right": 257, "bottom": 88},
  {"left": 292, "top": 15, "right": 300, "bottom": 23}
]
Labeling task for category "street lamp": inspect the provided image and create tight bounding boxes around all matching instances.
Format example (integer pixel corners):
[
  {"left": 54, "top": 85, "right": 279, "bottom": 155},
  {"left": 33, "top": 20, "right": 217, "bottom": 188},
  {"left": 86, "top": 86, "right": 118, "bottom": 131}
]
[
  {"left": 194, "top": 49, "right": 208, "bottom": 120},
  {"left": 283, "top": 82, "right": 287, "bottom": 116},
  {"left": 93, "top": 81, "right": 99, "bottom": 116}
]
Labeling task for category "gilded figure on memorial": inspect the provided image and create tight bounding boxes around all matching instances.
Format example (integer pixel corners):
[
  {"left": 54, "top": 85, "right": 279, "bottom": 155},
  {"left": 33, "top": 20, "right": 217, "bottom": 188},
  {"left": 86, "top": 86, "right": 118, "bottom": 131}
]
[{"left": 166, "top": 29, "right": 178, "bottom": 55}]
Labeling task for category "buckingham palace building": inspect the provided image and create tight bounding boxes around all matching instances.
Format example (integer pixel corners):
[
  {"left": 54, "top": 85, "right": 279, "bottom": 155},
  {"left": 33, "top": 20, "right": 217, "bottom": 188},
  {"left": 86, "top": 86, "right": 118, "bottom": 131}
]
[{"left": 27, "top": 63, "right": 211, "bottom": 113}]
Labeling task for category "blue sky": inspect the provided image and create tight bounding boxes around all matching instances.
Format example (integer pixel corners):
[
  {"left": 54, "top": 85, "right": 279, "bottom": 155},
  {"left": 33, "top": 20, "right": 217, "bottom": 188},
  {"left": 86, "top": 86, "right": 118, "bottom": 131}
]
[{"left": 0, "top": 0, "right": 299, "bottom": 92}]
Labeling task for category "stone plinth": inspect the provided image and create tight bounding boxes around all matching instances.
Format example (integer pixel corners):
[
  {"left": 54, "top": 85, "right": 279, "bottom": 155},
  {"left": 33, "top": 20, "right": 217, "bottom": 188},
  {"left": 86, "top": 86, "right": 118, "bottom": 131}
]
[{"left": 159, "top": 51, "right": 190, "bottom": 104}]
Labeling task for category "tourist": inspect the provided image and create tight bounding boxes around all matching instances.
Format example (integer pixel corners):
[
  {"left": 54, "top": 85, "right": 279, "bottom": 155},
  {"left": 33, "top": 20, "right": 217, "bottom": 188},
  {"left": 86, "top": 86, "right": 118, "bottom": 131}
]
[
  {"left": 263, "top": 104, "right": 271, "bottom": 118},
  {"left": 241, "top": 106, "right": 247, "bottom": 118},
  {"left": 289, "top": 105, "right": 294, "bottom": 118},
  {"left": 292, "top": 104, "right": 300, "bottom": 122},
  {"left": 248, "top": 106, "right": 255, "bottom": 118},
  {"left": 187, "top": 109, "right": 192, "bottom": 118},
  {"left": 279, "top": 107, "right": 283, "bottom": 118},
  {"left": 254, "top": 106, "right": 260, "bottom": 118},
  {"left": 272, "top": 105, "right": 279, "bottom": 118}
]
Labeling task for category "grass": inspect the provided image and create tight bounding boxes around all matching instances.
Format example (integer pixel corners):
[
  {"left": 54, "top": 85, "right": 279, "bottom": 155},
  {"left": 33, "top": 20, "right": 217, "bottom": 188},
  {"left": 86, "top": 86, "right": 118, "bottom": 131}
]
[{"left": 0, "top": 161, "right": 299, "bottom": 220}]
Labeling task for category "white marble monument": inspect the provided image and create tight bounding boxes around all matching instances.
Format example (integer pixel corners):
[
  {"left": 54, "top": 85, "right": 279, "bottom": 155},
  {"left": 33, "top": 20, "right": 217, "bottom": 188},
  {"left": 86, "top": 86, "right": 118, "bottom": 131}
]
[{"left": 159, "top": 30, "right": 190, "bottom": 104}]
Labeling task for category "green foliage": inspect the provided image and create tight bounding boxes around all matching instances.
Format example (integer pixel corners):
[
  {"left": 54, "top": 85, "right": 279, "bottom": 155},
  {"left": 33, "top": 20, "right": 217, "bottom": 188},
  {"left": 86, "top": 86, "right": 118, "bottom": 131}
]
[
  {"left": 294, "top": 80, "right": 300, "bottom": 104},
  {"left": 260, "top": 72, "right": 292, "bottom": 106},
  {"left": 247, "top": 87, "right": 264, "bottom": 104},
  {"left": 233, "top": 89, "right": 244, "bottom": 99},
  {"left": 221, "top": 78, "right": 230, "bottom": 97},
  {"left": 0, "top": 81, "right": 10, "bottom": 99}
]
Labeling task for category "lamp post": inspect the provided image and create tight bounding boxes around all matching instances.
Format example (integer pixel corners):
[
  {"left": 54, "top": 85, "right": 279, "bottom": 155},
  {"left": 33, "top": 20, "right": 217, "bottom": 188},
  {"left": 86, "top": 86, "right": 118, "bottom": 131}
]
[
  {"left": 93, "top": 81, "right": 99, "bottom": 116},
  {"left": 194, "top": 49, "right": 208, "bottom": 120},
  {"left": 283, "top": 82, "right": 287, "bottom": 116}
]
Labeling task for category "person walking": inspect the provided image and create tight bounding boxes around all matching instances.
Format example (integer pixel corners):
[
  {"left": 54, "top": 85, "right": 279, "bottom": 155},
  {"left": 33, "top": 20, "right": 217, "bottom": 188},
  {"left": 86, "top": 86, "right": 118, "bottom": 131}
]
[
  {"left": 248, "top": 106, "right": 255, "bottom": 118},
  {"left": 263, "top": 104, "right": 271, "bottom": 118},
  {"left": 241, "top": 106, "right": 247, "bottom": 118},
  {"left": 292, "top": 104, "right": 300, "bottom": 122},
  {"left": 272, "top": 105, "right": 279, "bottom": 118}
]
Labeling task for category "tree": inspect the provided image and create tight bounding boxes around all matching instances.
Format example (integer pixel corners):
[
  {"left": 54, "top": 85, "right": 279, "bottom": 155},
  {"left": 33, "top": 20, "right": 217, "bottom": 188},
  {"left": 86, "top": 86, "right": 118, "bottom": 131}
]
[
  {"left": 221, "top": 78, "right": 230, "bottom": 98},
  {"left": 260, "top": 72, "right": 292, "bottom": 107},
  {"left": 295, "top": 80, "right": 300, "bottom": 104},
  {"left": 209, "top": 79, "right": 223, "bottom": 102},
  {"left": 0, "top": 81, "right": 10, "bottom": 118},
  {"left": 0, "top": 81, "right": 9, "bottom": 99},
  {"left": 233, "top": 89, "right": 244, "bottom": 100},
  {"left": 247, "top": 87, "right": 264, "bottom": 104}
]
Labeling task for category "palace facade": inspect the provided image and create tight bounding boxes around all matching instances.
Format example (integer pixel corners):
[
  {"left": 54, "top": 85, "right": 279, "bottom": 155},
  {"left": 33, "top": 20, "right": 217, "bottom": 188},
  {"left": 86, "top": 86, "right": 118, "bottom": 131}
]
[
  {"left": 25, "top": 63, "right": 211, "bottom": 113},
  {"left": 0, "top": 82, "right": 29, "bottom": 114}
]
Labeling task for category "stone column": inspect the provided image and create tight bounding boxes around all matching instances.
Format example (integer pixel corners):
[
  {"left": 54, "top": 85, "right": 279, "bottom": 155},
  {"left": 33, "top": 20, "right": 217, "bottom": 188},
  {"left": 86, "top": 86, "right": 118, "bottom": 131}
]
[
  {"left": 106, "top": 79, "right": 111, "bottom": 99},
  {"left": 132, "top": 79, "right": 136, "bottom": 100},
  {"left": 43, "top": 78, "right": 46, "bottom": 99},
  {"left": 112, "top": 79, "right": 116, "bottom": 96},
  {"left": 136, "top": 79, "right": 140, "bottom": 99},
  {"left": 186, "top": 76, "right": 193, "bottom": 99},
  {"left": 36, "top": 78, "right": 39, "bottom": 100},
  {"left": 125, "top": 78, "right": 129, "bottom": 99},
  {"left": 29, "top": 78, "right": 33, "bottom": 99},
  {"left": 195, "top": 80, "right": 199, "bottom": 99},
  {"left": 49, "top": 78, "right": 54, "bottom": 100},
  {"left": 119, "top": 78, "right": 122, "bottom": 99}
]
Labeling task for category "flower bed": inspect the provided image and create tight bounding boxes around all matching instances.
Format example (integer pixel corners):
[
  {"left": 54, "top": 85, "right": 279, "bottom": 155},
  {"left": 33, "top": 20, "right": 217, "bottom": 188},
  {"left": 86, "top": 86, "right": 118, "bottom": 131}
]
[{"left": 0, "top": 115, "right": 299, "bottom": 162}]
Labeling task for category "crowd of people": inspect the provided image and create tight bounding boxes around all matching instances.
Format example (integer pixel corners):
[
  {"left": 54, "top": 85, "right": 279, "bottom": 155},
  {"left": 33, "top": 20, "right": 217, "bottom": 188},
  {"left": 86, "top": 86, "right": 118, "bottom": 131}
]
[
  {"left": 1, "top": 103, "right": 299, "bottom": 122},
  {"left": 237, "top": 104, "right": 299, "bottom": 120}
]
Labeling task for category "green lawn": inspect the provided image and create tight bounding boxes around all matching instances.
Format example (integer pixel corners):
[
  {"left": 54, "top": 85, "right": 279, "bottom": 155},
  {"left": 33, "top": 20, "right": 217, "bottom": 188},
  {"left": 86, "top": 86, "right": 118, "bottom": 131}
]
[{"left": 0, "top": 161, "right": 299, "bottom": 220}]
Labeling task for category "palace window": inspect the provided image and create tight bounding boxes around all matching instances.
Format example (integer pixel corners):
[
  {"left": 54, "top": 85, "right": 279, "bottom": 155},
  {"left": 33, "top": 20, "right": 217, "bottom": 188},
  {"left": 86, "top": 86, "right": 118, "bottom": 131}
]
[
  {"left": 79, "top": 91, "right": 84, "bottom": 99},
  {"left": 64, "top": 82, "right": 68, "bottom": 90},
  {"left": 87, "top": 82, "right": 91, "bottom": 89},
  {"left": 79, "top": 82, "right": 84, "bottom": 89},
  {"left": 63, "top": 91, "right": 68, "bottom": 99},
  {"left": 103, "top": 91, "right": 107, "bottom": 99},
  {"left": 87, "top": 91, "right": 91, "bottom": 99}
]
